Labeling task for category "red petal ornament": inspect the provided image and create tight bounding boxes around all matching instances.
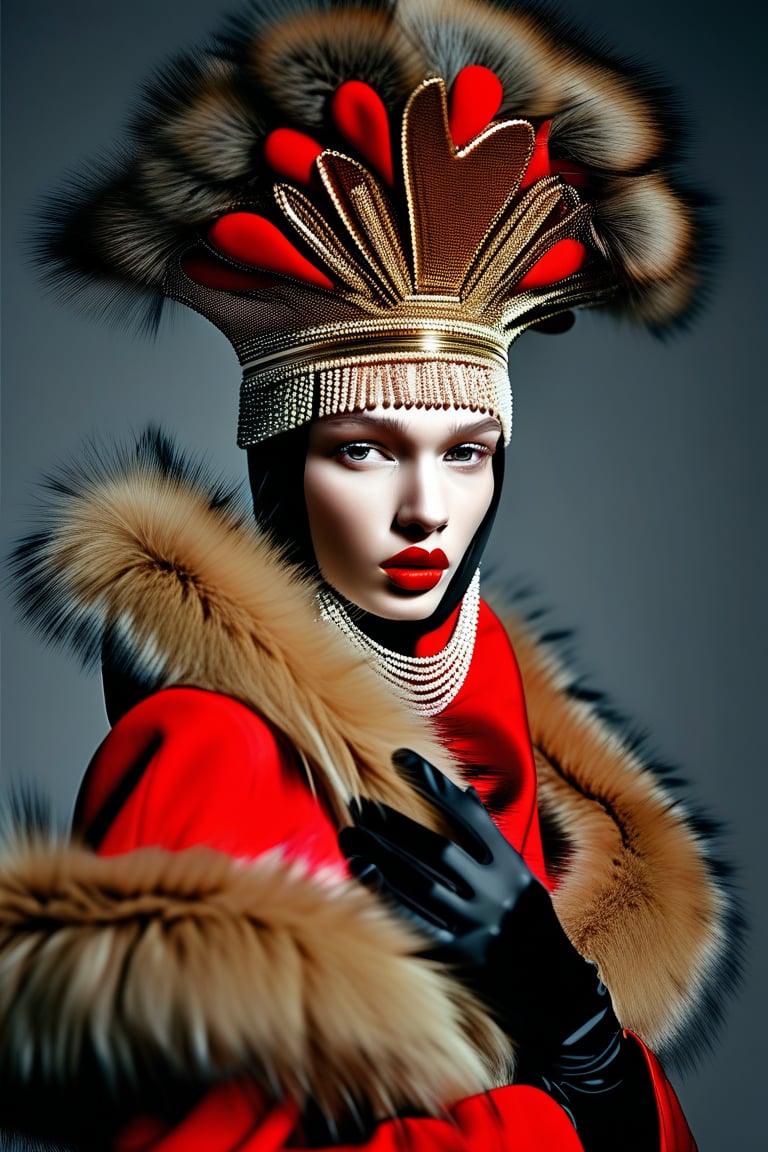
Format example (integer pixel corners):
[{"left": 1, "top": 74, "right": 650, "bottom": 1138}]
[
  {"left": 209, "top": 213, "right": 334, "bottom": 290},
  {"left": 448, "top": 65, "right": 503, "bottom": 149},
  {"left": 181, "top": 251, "right": 278, "bottom": 292},
  {"left": 263, "top": 128, "right": 323, "bottom": 186},
  {"left": 516, "top": 239, "right": 588, "bottom": 291},
  {"left": 519, "top": 120, "right": 552, "bottom": 190},
  {"left": 332, "top": 81, "right": 394, "bottom": 185}
]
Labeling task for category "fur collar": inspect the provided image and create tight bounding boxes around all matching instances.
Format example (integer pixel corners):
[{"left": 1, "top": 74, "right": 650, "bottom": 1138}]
[
  {"left": 500, "top": 614, "right": 743, "bottom": 1068},
  {"left": 2, "top": 430, "right": 741, "bottom": 1138}
]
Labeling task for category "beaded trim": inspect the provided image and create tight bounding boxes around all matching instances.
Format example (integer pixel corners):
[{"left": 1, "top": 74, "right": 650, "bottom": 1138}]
[{"left": 317, "top": 570, "right": 480, "bottom": 717}]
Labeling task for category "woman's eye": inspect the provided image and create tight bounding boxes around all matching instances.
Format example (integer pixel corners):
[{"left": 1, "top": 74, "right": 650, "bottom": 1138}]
[
  {"left": 343, "top": 444, "right": 371, "bottom": 462},
  {"left": 334, "top": 442, "right": 390, "bottom": 466},
  {"left": 445, "top": 443, "right": 491, "bottom": 465}
]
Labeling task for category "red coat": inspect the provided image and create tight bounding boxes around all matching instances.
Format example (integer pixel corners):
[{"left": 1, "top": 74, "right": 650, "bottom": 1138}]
[{"left": 72, "top": 604, "right": 695, "bottom": 1152}]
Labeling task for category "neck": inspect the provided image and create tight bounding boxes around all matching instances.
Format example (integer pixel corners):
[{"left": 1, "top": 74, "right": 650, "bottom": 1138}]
[{"left": 317, "top": 571, "right": 481, "bottom": 717}]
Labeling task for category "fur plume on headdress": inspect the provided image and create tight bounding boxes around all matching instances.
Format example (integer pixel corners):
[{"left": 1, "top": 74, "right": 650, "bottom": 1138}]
[{"left": 35, "top": 0, "right": 706, "bottom": 335}]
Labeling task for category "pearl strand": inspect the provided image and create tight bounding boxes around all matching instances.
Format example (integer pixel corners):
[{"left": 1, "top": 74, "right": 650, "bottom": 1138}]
[{"left": 317, "top": 570, "right": 480, "bottom": 716}]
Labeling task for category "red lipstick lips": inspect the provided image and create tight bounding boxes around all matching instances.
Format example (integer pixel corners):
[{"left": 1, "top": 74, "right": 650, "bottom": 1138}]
[{"left": 381, "top": 547, "right": 449, "bottom": 593}]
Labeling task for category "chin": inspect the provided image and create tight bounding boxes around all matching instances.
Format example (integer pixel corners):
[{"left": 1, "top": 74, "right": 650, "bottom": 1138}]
[
  {"left": 336, "top": 582, "right": 445, "bottom": 622},
  {"left": 369, "top": 597, "right": 442, "bottom": 622},
  {"left": 359, "top": 589, "right": 444, "bottom": 626}
]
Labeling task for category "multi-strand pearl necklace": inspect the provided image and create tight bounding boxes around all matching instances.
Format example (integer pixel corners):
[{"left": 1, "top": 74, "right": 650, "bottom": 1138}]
[{"left": 317, "top": 569, "right": 480, "bottom": 716}]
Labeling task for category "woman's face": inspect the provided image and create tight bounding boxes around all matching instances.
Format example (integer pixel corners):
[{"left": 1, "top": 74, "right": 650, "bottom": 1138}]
[{"left": 304, "top": 406, "right": 501, "bottom": 619}]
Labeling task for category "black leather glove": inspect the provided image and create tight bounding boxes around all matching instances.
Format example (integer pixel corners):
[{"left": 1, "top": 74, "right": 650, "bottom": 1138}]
[
  {"left": 341, "top": 749, "right": 600, "bottom": 1053},
  {"left": 340, "top": 750, "right": 659, "bottom": 1151}
]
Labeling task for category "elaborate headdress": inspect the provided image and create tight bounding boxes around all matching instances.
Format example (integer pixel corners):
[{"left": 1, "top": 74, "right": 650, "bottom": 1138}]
[{"left": 40, "top": 0, "right": 703, "bottom": 445}]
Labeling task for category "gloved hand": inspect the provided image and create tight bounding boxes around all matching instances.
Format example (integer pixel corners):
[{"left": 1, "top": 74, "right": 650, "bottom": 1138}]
[
  {"left": 340, "top": 748, "right": 600, "bottom": 1059},
  {"left": 339, "top": 750, "right": 659, "bottom": 1150}
]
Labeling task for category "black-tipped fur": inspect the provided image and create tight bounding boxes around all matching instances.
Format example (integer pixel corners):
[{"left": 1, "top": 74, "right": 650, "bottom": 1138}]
[
  {"left": 494, "top": 588, "right": 746, "bottom": 1072},
  {"left": 8, "top": 428, "right": 246, "bottom": 673}
]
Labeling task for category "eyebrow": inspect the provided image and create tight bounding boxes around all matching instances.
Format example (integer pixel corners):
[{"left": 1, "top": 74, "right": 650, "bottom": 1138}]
[
  {"left": 446, "top": 416, "right": 503, "bottom": 438},
  {"left": 319, "top": 411, "right": 502, "bottom": 438},
  {"left": 319, "top": 412, "right": 413, "bottom": 436}
]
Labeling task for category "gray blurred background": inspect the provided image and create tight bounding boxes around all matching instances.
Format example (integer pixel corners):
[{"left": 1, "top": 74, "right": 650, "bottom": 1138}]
[{"left": 2, "top": 1, "right": 765, "bottom": 1148}]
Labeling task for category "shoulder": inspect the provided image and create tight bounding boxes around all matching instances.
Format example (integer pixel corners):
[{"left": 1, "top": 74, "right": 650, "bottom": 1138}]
[
  {"left": 79, "top": 687, "right": 284, "bottom": 822},
  {"left": 102, "top": 684, "right": 282, "bottom": 748},
  {"left": 75, "top": 687, "right": 334, "bottom": 862},
  {"left": 476, "top": 597, "right": 527, "bottom": 689},
  {"left": 479, "top": 598, "right": 521, "bottom": 654},
  {"left": 105, "top": 685, "right": 285, "bottom": 764}
]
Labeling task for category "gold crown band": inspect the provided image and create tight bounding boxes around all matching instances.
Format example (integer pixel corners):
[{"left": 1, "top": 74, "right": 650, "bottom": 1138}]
[{"left": 242, "top": 328, "right": 509, "bottom": 379}]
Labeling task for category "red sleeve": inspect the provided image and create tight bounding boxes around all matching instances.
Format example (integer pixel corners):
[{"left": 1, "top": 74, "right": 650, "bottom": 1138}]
[
  {"left": 76, "top": 686, "right": 343, "bottom": 873},
  {"left": 116, "top": 1047, "right": 699, "bottom": 1152},
  {"left": 116, "top": 1081, "right": 585, "bottom": 1152}
]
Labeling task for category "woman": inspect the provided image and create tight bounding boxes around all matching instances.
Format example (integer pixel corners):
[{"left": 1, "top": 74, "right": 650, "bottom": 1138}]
[
  {"left": 0, "top": 1, "right": 739, "bottom": 1149},
  {"left": 3, "top": 406, "right": 701, "bottom": 1152}
]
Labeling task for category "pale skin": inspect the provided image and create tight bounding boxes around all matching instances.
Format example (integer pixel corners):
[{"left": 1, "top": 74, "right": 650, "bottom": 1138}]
[{"left": 304, "top": 406, "right": 502, "bottom": 620}]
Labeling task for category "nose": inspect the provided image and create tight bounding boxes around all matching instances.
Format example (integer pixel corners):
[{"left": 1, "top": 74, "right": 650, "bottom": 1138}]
[{"left": 393, "top": 458, "right": 448, "bottom": 537}]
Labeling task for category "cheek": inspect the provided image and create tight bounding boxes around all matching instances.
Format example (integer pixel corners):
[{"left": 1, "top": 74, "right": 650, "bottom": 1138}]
[
  {"left": 304, "top": 463, "right": 369, "bottom": 577},
  {"left": 453, "top": 471, "right": 495, "bottom": 544}
]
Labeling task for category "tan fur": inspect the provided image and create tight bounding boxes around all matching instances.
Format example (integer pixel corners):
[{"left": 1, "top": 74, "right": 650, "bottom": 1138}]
[
  {"left": 401, "top": 0, "right": 662, "bottom": 170},
  {"left": 594, "top": 175, "right": 695, "bottom": 283},
  {"left": 252, "top": 7, "right": 421, "bottom": 127},
  {"left": 400, "top": 0, "right": 557, "bottom": 113},
  {"left": 0, "top": 835, "right": 510, "bottom": 1120},
  {"left": 628, "top": 265, "right": 703, "bottom": 326},
  {"left": 160, "top": 65, "right": 266, "bottom": 183},
  {"left": 502, "top": 614, "right": 730, "bottom": 1054},
  {"left": 550, "top": 61, "right": 662, "bottom": 172},
  {"left": 94, "top": 186, "right": 184, "bottom": 285},
  {"left": 137, "top": 154, "right": 234, "bottom": 225}
]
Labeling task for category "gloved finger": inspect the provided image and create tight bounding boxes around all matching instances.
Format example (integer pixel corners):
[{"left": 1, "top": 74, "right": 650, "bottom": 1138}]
[
  {"left": 340, "top": 824, "right": 440, "bottom": 890},
  {"left": 351, "top": 798, "right": 472, "bottom": 869},
  {"left": 343, "top": 804, "right": 482, "bottom": 898},
  {"left": 357, "top": 775, "right": 535, "bottom": 913},
  {"left": 392, "top": 749, "right": 506, "bottom": 861},
  {"left": 339, "top": 826, "right": 476, "bottom": 931},
  {"left": 340, "top": 822, "right": 469, "bottom": 904},
  {"left": 345, "top": 855, "right": 385, "bottom": 891},
  {"left": 351, "top": 795, "right": 441, "bottom": 845},
  {"left": 344, "top": 855, "right": 455, "bottom": 946}
]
